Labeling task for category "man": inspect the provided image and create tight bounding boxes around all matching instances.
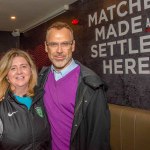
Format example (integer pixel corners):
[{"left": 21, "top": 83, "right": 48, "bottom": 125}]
[{"left": 39, "top": 21, "right": 110, "bottom": 150}]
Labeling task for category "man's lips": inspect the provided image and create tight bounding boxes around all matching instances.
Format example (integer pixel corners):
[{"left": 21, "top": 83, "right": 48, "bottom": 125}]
[{"left": 54, "top": 56, "right": 65, "bottom": 60}]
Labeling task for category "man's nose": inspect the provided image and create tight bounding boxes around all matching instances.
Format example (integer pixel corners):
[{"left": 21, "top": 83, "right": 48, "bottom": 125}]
[{"left": 56, "top": 43, "right": 63, "bottom": 53}]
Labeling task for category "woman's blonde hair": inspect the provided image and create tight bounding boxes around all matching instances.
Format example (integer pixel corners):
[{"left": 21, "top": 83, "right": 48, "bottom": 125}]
[{"left": 0, "top": 48, "right": 37, "bottom": 101}]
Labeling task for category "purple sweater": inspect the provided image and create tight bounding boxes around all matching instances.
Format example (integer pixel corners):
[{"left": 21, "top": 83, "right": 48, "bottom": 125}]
[{"left": 44, "top": 66, "right": 80, "bottom": 150}]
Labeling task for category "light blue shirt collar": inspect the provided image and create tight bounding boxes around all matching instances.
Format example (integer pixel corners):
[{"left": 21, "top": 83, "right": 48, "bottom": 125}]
[{"left": 51, "top": 59, "right": 78, "bottom": 81}]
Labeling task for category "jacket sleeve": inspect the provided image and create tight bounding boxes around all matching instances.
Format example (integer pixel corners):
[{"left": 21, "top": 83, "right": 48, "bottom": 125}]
[{"left": 85, "top": 86, "right": 111, "bottom": 150}]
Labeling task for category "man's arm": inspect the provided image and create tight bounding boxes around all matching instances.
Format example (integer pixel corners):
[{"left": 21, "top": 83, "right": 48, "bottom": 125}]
[{"left": 86, "top": 87, "right": 110, "bottom": 150}]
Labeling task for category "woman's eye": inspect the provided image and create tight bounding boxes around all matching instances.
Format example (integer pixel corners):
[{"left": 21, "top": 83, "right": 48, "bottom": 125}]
[
  {"left": 22, "top": 65, "right": 27, "bottom": 68},
  {"left": 10, "top": 67, "right": 16, "bottom": 71}
]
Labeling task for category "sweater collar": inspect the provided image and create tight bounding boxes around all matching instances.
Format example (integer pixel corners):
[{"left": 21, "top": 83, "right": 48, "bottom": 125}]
[{"left": 51, "top": 59, "right": 78, "bottom": 81}]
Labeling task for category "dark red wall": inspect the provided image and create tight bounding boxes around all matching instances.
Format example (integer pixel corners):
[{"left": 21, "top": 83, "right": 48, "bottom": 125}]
[{"left": 21, "top": 0, "right": 150, "bottom": 109}]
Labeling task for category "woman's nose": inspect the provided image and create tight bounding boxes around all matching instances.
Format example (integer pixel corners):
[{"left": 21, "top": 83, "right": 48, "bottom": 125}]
[{"left": 17, "top": 67, "right": 22, "bottom": 74}]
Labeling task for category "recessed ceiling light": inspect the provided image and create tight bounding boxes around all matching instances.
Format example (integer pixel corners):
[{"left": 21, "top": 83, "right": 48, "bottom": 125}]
[{"left": 10, "top": 16, "right": 16, "bottom": 20}]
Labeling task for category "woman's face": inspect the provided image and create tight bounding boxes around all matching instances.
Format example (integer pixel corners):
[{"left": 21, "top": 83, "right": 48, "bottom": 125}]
[{"left": 7, "top": 56, "right": 32, "bottom": 91}]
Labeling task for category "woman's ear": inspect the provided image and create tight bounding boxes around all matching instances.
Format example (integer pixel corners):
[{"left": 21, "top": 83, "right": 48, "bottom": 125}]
[{"left": 6, "top": 76, "right": 9, "bottom": 82}]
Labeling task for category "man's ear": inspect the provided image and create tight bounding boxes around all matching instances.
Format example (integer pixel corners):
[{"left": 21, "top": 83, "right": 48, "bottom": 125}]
[
  {"left": 45, "top": 41, "right": 48, "bottom": 53},
  {"left": 72, "top": 40, "right": 75, "bottom": 52}
]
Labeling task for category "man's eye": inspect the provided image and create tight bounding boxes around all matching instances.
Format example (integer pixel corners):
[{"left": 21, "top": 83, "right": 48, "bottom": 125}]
[
  {"left": 62, "top": 42, "right": 69, "bottom": 46},
  {"left": 49, "top": 43, "right": 58, "bottom": 47}
]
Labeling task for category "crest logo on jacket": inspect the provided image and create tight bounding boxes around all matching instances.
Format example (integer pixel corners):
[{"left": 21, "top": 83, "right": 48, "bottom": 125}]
[{"left": 35, "top": 107, "right": 44, "bottom": 118}]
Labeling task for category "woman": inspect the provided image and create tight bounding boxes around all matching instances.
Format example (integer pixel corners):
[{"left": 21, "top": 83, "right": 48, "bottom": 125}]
[{"left": 0, "top": 49, "right": 50, "bottom": 150}]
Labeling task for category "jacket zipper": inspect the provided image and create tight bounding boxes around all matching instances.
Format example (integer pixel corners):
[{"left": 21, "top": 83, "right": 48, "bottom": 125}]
[
  {"left": 70, "top": 86, "right": 88, "bottom": 144},
  {"left": 74, "top": 86, "right": 87, "bottom": 116},
  {"left": 27, "top": 109, "right": 35, "bottom": 149}
]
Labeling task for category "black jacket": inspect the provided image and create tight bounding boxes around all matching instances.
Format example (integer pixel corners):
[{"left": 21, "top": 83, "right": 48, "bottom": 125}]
[
  {"left": 38, "top": 61, "right": 110, "bottom": 150},
  {"left": 0, "top": 87, "right": 51, "bottom": 150}
]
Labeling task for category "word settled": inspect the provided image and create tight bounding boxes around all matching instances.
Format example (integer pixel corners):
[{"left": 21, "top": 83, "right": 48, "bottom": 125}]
[{"left": 87, "top": 0, "right": 150, "bottom": 74}]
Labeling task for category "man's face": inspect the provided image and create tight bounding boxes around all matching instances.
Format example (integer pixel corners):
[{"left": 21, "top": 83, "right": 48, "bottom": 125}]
[{"left": 45, "top": 28, "right": 75, "bottom": 71}]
